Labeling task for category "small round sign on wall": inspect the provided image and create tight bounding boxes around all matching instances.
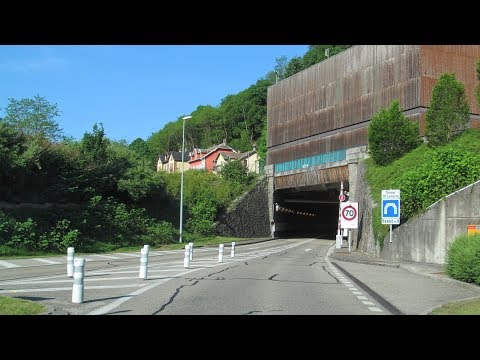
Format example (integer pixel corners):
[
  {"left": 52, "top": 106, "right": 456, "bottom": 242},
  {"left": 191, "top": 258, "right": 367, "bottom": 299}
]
[{"left": 339, "top": 194, "right": 346, "bottom": 202}]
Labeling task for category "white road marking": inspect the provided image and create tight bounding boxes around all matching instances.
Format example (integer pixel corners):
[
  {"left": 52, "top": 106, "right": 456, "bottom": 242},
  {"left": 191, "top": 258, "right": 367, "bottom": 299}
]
[
  {"left": 357, "top": 296, "right": 368, "bottom": 300},
  {"left": 0, "top": 284, "right": 146, "bottom": 294},
  {"left": 368, "top": 307, "right": 383, "bottom": 312},
  {"left": 345, "top": 284, "right": 354, "bottom": 287},
  {"left": 0, "top": 260, "right": 20, "bottom": 268},
  {"left": 114, "top": 253, "right": 140, "bottom": 257},
  {"left": 352, "top": 291, "right": 362, "bottom": 295},
  {"left": 33, "top": 258, "right": 61, "bottom": 265},
  {"left": 90, "top": 254, "right": 122, "bottom": 260},
  {"left": 362, "top": 301, "right": 375, "bottom": 305},
  {"left": 305, "top": 249, "right": 312, "bottom": 252}
]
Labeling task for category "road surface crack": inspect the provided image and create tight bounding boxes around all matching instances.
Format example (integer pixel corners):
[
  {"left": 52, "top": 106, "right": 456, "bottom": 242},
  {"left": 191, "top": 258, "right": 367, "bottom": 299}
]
[
  {"left": 308, "top": 261, "right": 317, "bottom": 266},
  {"left": 243, "top": 309, "right": 282, "bottom": 315},
  {"left": 268, "top": 274, "right": 278, "bottom": 280},
  {"left": 322, "top": 265, "right": 340, "bottom": 283},
  {"left": 152, "top": 280, "right": 200, "bottom": 314},
  {"left": 207, "top": 264, "right": 239, "bottom": 277}
]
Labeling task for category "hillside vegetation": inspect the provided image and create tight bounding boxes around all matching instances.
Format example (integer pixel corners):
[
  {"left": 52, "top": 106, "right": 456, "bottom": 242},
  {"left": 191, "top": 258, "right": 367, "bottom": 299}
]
[{"left": 366, "top": 129, "right": 480, "bottom": 247}]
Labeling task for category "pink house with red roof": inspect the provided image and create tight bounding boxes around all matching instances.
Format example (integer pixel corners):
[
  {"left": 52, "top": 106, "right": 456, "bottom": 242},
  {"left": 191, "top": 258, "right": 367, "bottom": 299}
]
[{"left": 188, "top": 140, "right": 236, "bottom": 171}]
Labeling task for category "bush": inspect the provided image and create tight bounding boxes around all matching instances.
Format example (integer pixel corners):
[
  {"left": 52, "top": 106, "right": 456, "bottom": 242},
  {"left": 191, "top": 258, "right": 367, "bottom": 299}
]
[
  {"left": 38, "top": 219, "right": 80, "bottom": 252},
  {"left": 141, "top": 220, "right": 176, "bottom": 245},
  {"left": 7, "top": 218, "right": 38, "bottom": 250},
  {"left": 446, "top": 234, "right": 480, "bottom": 285},
  {"left": 367, "top": 99, "right": 421, "bottom": 166},
  {"left": 426, "top": 73, "right": 470, "bottom": 147}
]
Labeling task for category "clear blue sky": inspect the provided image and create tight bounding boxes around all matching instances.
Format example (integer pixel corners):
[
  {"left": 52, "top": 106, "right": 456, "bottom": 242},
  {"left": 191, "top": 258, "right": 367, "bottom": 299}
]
[{"left": 0, "top": 45, "right": 309, "bottom": 144}]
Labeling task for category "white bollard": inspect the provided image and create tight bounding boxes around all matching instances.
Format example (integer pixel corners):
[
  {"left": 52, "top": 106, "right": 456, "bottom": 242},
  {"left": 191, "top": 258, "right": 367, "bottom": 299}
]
[
  {"left": 336, "top": 234, "right": 342, "bottom": 249},
  {"left": 72, "top": 258, "right": 85, "bottom": 304},
  {"left": 184, "top": 244, "right": 190, "bottom": 268},
  {"left": 189, "top": 242, "right": 193, "bottom": 261},
  {"left": 218, "top": 244, "right": 224, "bottom": 262},
  {"left": 67, "top": 247, "right": 75, "bottom": 277},
  {"left": 143, "top": 244, "right": 150, "bottom": 254},
  {"left": 139, "top": 247, "right": 149, "bottom": 279},
  {"left": 231, "top": 242, "right": 236, "bottom": 258}
]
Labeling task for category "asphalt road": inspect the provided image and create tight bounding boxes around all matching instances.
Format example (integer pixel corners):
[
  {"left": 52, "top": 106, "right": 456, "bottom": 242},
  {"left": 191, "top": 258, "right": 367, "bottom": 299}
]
[{"left": 1, "top": 238, "right": 478, "bottom": 315}]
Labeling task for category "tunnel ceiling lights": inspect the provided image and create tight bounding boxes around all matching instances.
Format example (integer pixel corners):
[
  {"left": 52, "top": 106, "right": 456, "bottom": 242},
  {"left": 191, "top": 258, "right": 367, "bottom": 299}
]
[{"left": 275, "top": 204, "right": 316, "bottom": 217}]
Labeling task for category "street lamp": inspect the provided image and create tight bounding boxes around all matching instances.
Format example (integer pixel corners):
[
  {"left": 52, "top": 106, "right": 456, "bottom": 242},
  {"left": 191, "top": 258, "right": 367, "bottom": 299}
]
[{"left": 179, "top": 115, "right": 192, "bottom": 243}]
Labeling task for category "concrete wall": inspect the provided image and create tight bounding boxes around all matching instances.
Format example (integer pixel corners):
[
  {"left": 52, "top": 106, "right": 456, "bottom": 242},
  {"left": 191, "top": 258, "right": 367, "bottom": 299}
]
[
  {"left": 214, "top": 177, "right": 271, "bottom": 238},
  {"left": 348, "top": 149, "right": 381, "bottom": 257},
  {"left": 380, "top": 180, "right": 480, "bottom": 264}
]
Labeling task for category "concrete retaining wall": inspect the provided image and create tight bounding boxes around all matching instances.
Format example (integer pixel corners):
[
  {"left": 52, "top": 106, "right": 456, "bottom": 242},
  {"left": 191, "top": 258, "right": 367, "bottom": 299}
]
[{"left": 381, "top": 180, "right": 480, "bottom": 264}]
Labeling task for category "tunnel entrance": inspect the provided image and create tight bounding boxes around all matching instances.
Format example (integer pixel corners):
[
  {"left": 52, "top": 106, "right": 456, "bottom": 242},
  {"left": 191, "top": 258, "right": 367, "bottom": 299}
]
[{"left": 273, "top": 182, "right": 349, "bottom": 240}]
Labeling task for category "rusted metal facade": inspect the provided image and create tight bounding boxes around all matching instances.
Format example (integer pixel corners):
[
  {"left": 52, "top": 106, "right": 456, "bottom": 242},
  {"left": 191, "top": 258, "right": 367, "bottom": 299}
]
[
  {"left": 267, "top": 45, "right": 480, "bottom": 170},
  {"left": 274, "top": 166, "right": 348, "bottom": 190}
]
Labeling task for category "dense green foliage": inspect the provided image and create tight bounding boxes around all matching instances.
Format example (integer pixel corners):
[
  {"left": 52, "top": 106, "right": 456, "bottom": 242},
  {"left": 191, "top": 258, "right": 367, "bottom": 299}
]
[
  {"left": 366, "top": 129, "right": 480, "bottom": 247},
  {"left": 367, "top": 100, "right": 421, "bottom": 165},
  {"left": 446, "top": 234, "right": 480, "bottom": 285},
  {"left": 426, "top": 73, "right": 470, "bottom": 147},
  {"left": 475, "top": 60, "right": 480, "bottom": 109},
  {"left": 220, "top": 159, "right": 255, "bottom": 185}
]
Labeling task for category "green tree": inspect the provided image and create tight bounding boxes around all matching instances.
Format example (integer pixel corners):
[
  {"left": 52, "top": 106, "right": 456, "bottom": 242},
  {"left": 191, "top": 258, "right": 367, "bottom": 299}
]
[
  {"left": 284, "top": 57, "right": 304, "bottom": 78},
  {"left": 0, "top": 95, "right": 63, "bottom": 141},
  {"left": 129, "top": 138, "right": 151, "bottom": 159},
  {"left": 475, "top": 60, "right": 480, "bottom": 109},
  {"left": 425, "top": 73, "right": 470, "bottom": 147},
  {"left": 368, "top": 100, "right": 421, "bottom": 166}
]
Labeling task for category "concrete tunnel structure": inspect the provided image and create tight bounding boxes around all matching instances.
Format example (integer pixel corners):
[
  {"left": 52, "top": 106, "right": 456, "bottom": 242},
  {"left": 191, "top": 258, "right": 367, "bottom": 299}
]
[{"left": 264, "top": 45, "right": 480, "bottom": 240}]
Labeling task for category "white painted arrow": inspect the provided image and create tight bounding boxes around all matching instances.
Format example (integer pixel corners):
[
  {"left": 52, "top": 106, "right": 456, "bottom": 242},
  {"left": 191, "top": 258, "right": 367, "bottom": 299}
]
[{"left": 383, "top": 203, "right": 398, "bottom": 215}]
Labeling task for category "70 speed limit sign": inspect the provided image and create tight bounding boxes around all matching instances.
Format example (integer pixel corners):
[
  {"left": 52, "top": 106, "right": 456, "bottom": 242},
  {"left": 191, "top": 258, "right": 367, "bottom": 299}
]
[{"left": 340, "top": 202, "right": 359, "bottom": 229}]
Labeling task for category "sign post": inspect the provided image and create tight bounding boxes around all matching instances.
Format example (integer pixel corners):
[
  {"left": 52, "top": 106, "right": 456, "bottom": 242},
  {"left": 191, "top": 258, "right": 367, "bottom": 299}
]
[
  {"left": 381, "top": 190, "right": 401, "bottom": 243},
  {"left": 340, "top": 202, "right": 358, "bottom": 252}
]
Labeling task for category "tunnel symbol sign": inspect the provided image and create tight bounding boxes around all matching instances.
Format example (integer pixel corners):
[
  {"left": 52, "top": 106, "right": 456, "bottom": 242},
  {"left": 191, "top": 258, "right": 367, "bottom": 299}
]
[
  {"left": 381, "top": 189, "right": 400, "bottom": 225},
  {"left": 340, "top": 202, "right": 358, "bottom": 229}
]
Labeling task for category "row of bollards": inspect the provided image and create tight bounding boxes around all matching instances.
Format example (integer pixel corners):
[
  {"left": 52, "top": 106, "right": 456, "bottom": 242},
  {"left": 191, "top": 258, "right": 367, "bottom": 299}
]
[{"left": 69, "top": 241, "right": 238, "bottom": 303}]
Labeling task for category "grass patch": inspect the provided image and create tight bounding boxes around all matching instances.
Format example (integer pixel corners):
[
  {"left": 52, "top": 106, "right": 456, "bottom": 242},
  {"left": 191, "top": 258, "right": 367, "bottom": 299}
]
[
  {"left": 0, "top": 296, "right": 47, "bottom": 315},
  {"left": 430, "top": 297, "right": 480, "bottom": 315},
  {"left": 366, "top": 128, "right": 480, "bottom": 248}
]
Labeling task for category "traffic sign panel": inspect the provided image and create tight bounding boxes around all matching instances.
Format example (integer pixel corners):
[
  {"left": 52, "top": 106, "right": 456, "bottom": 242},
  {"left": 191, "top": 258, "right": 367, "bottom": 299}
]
[
  {"left": 381, "top": 190, "right": 400, "bottom": 224},
  {"left": 340, "top": 202, "right": 358, "bottom": 229}
]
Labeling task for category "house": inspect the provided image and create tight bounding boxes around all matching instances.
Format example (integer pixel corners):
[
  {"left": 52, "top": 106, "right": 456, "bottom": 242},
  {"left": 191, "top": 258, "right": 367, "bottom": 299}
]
[
  {"left": 188, "top": 140, "right": 236, "bottom": 171},
  {"left": 156, "top": 154, "right": 169, "bottom": 172},
  {"left": 239, "top": 149, "right": 260, "bottom": 174},
  {"left": 166, "top": 151, "right": 190, "bottom": 173},
  {"left": 157, "top": 151, "right": 189, "bottom": 173},
  {"left": 213, "top": 151, "right": 244, "bottom": 174}
]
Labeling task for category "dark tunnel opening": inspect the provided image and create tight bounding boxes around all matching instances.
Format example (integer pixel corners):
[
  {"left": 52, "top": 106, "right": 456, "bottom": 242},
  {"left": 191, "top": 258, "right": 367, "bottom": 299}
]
[{"left": 273, "top": 182, "right": 349, "bottom": 240}]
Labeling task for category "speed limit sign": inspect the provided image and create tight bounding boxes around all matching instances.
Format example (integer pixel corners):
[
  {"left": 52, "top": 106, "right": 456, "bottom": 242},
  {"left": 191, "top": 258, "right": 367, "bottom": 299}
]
[{"left": 340, "top": 202, "right": 358, "bottom": 229}]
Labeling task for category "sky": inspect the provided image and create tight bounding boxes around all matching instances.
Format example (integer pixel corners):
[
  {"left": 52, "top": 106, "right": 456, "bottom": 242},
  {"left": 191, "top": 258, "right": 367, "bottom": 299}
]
[{"left": 0, "top": 45, "right": 309, "bottom": 144}]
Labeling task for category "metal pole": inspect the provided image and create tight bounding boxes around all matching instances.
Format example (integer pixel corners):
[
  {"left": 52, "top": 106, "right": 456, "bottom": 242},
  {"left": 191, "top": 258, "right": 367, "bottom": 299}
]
[
  {"left": 390, "top": 224, "right": 393, "bottom": 243},
  {"left": 336, "top": 181, "right": 344, "bottom": 249},
  {"left": 179, "top": 117, "right": 186, "bottom": 243}
]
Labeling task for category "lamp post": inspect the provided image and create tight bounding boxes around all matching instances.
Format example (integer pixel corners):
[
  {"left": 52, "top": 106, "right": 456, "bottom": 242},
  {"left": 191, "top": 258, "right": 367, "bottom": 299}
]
[{"left": 179, "top": 115, "right": 192, "bottom": 243}]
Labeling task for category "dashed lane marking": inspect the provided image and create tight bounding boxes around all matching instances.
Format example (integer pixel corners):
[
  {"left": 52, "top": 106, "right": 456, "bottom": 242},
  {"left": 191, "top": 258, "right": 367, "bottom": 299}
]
[
  {"left": 0, "top": 260, "right": 20, "bottom": 268},
  {"left": 32, "top": 258, "right": 61, "bottom": 265}
]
